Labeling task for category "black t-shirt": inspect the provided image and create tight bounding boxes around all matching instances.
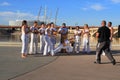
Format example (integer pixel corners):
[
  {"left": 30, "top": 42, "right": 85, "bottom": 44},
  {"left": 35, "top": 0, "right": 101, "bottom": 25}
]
[{"left": 97, "top": 26, "right": 110, "bottom": 42}]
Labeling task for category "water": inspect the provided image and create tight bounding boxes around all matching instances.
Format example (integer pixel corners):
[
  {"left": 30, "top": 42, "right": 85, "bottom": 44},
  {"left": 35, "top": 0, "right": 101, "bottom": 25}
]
[
  {"left": 0, "top": 35, "right": 21, "bottom": 42},
  {"left": 0, "top": 34, "right": 120, "bottom": 47}
]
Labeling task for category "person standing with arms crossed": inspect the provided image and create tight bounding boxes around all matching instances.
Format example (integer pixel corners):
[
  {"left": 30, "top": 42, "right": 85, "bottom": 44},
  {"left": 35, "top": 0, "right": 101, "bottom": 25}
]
[
  {"left": 94, "top": 20, "right": 116, "bottom": 65},
  {"left": 21, "top": 20, "right": 29, "bottom": 58},
  {"left": 29, "top": 21, "right": 39, "bottom": 54},
  {"left": 73, "top": 26, "right": 82, "bottom": 53},
  {"left": 82, "top": 24, "right": 90, "bottom": 54},
  {"left": 39, "top": 23, "right": 46, "bottom": 54},
  {"left": 50, "top": 22, "right": 57, "bottom": 49},
  {"left": 43, "top": 24, "right": 54, "bottom": 56}
]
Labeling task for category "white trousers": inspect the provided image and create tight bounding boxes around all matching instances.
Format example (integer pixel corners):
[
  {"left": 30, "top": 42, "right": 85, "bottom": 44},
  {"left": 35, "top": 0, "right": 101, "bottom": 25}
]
[
  {"left": 43, "top": 35, "right": 54, "bottom": 56},
  {"left": 54, "top": 44, "right": 73, "bottom": 54},
  {"left": 83, "top": 38, "right": 90, "bottom": 53},
  {"left": 39, "top": 35, "right": 45, "bottom": 53},
  {"left": 73, "top": 42, "right": 80, "bottom": 53},
  {"left": 50, "top": 36, "right": 56, "bottom": 49},
  {"left": 21, "top": 34, "right": 29, "bottom": 54},
  {"left": 29, "top": 33, "right": 38, "bottom": 54}
]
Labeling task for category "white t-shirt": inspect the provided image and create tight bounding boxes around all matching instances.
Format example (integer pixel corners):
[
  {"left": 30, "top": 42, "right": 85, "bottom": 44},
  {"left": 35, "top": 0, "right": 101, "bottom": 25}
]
[
  {"left": 50, "top": 27, "right": 57, "bottom": 35},
  {"left": 39, "top": 28, "right": 45, "bottom": 35},
  {"left": 58, "top": 27, "right": 68, "bottom": 34},
  {"left": 30, "top": 26, "right": 38, "bottom": 32},
  {"left": 74, "top": 30, "right": 81, "bottom": 42},
  {"left": 45, "top": 28, "right": 51, "bottom": 36}
]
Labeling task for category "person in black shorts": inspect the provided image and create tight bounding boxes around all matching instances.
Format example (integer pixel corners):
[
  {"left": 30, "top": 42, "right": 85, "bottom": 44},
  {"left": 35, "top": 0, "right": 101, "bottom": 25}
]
[{"left": 94, "top": 20, "right": 116, "bottom": 65}]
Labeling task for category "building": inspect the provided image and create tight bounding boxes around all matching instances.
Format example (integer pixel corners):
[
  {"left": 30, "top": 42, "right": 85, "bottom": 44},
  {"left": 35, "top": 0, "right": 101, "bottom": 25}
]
[{"left": 9, "top": 20, "right": 45, "bottom": 26}]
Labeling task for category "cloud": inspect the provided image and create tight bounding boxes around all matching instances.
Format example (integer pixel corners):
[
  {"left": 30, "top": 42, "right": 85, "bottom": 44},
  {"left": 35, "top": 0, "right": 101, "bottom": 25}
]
[
  {"left": 0, "top": 11, "right": 41, "bottom": 25},
  {"left": 111, "top": 0, "right": 120, "bottom": 3},
  {"left": 0, "top": 11, "right": 36, "bottom": 19},
  {"left": 90, "top": 4, "right": 105, "bottom": 11},
  {"left": 0, "top": 2, "right": 10, "bottom": 6},
  {"left": 82, "top": 7, "right": 88, "bottom": 11},
  {"left": 81, "top": 3, "right": 105, "bottom": 11}
]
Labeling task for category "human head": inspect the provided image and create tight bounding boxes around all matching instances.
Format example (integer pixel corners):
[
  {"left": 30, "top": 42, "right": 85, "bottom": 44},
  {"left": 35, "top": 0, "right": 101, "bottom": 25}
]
[
  {"left": 101, "top": 20, "right": 106, "bottom": 27},
  {"left": 62, "top": 23, "right": 66, "bottom": 27},
  {"left": 50, "top": 22, "right": 54, "bottom": 28},
  {"left": 108, "top": 22, "right": 112, "bottom": 27},
  {"left": 34, "top": 21, "right": 38, "bottom": 27},
  {"left": 22, "top": 20, "right": 27, "bottom": 26},
  {"left": 41, "top": 22, "right": 45, "bottom": 28},
  {"left": 84, "top": 24, "right": 89, "bottom": 29},
  {"left": 76, "top": 26, "right": 79, "bottom": 30}
]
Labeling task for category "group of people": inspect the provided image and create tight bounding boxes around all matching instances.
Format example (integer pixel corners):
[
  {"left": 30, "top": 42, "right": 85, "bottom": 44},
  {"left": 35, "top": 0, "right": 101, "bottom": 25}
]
[
  {"left": 20, "top": 20, "right": 91, "bottom": 58},
  {"left": 21, "top": 21, "right": 56, "bottom": 58},
  {"left": 20, "top": 20, "right": 116, "bottom": 65}
]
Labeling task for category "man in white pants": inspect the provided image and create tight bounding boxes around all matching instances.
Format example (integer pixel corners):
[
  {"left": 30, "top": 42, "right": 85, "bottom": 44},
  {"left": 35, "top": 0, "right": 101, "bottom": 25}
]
[
  {"left": 43, "top": 24, "right": 54, "bottom": 56},
  {"left": 73, "top": 26, "right": 82, "bottom": 53},
  {"left": 21, "top": 20, "right": 29, "bottom": 58},
  {"left": 50, "top": 22, "right": 57, "bottom": 49},
  {"left": 29, "top": 21, "right": 38, "bottom": 54},
  {"left": 39, "top": 23, "right": 45, "bottom": 54}
]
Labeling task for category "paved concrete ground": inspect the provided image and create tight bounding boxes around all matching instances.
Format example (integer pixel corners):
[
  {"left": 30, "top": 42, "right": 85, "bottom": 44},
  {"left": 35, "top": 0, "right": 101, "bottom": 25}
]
[
  {"left": 0, "top": 42, "right": 120, "bottom": 80},
  {"left": 12, "top": 55, "right": 120, "bottom": 80},
  {"left": 0, "top": 46, "right": 57, "bottom": 80}
]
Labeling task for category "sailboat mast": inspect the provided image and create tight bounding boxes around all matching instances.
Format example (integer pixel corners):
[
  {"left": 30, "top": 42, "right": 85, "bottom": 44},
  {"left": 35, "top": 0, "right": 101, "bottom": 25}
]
[
  {"left": 55, "top": 8, "right": 59, "bottom": 25},
  {"left": 37, "top": 6, "right": 42, "bottom": 21},
  {"left": 44, "top": 6, "right": 47, "bottom": 23},
  {"left": 48, "top": 11, "right": 52, "bottom": 23}
]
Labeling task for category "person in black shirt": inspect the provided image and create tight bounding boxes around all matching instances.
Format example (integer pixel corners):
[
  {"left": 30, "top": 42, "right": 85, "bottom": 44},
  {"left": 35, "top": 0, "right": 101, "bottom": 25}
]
[{"left": 94, "top": 20, "right": 116, "bottom": 65}]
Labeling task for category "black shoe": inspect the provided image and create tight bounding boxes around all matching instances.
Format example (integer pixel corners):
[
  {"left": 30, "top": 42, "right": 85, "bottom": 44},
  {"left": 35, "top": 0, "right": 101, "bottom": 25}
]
[
  {"left": 112, "top": 60, "right": 116, "bottom": 65},
  {"left": 94, "top": 61, "right": 101, "bottom": 64}
]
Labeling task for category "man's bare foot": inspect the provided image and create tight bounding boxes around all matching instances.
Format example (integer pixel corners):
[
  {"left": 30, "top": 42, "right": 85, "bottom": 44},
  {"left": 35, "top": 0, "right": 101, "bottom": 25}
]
[{"left": 21, "top": 54, "right": 27, "bottom": 58}]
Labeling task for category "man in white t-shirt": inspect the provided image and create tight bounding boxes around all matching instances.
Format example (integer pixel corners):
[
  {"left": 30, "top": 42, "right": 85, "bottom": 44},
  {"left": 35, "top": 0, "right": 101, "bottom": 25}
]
[
  {"left": 29, "top": 21, "right": 39, "bottom": 54},
  {"left": 73, "top": 26, "right": 82, "bottom": 53},
  {"left": 39, "top": 23, "right": 46, "bottom": 54}
]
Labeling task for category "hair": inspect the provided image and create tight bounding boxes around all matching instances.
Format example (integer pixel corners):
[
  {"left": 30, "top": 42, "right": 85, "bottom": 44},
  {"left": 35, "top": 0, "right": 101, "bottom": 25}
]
[
  {"left": 119, "top": 25, "right": 120, "bottom": 27},
  {"left": 34, "top": 21, "right": 38, "bottom": 24},
  {"left": 76, "top": 26, "right": 79, "bottom": 29},
  {"left": 84, "top": 24, "right": 88, "bottom": 27},
  {"left": 50, "top": 22, "right": 54, "bottom": 27},
  {"left": 102, "top": 20, "right": 106, "bottom": 25},
  {"left": 108, "top": 22, "right": 112, "bottom": 25},
  {"left": 50, "top": 22, "right": 54, "bottom": 24},
  {"left": 41, "top": 22, "right": 45, "bottom": 25},
  {"left": 62, "top": 23, "right": 66, "bottom": 26},
  {"left": 22, "top": 20, "right": 27, "bottom": 26},
  {"left": 84, "top": 24, "right": 89, "bottom": 29}
]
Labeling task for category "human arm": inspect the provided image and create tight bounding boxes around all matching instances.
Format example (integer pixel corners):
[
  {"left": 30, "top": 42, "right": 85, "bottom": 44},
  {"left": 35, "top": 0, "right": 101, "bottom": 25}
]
[{"left": 110, "top": 27, "right": 114, "bottom": 41}]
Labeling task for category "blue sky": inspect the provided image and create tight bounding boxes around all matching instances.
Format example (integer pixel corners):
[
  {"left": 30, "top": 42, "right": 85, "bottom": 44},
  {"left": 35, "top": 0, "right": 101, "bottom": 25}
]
[{"left": 0, "top": 0, "right": 120, "bottom": 26}]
